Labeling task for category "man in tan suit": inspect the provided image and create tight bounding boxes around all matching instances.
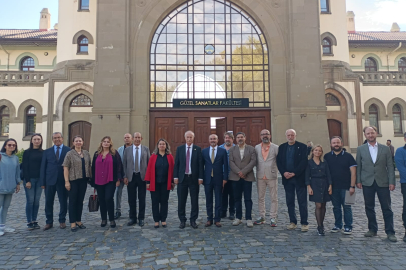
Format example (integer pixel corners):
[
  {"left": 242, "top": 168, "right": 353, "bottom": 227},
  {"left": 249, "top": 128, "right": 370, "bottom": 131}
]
[
  {"left": 229, "top": 132, "right": 257, "bottom": 227},
  {"left": 254, "top": 129, "right": 279, "bottom": 227}
]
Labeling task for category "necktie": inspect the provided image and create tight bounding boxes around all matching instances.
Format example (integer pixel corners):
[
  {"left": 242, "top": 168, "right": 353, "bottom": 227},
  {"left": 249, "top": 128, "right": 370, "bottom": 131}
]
[
  {"left": 211, "top": 148, "right": 215, "bottom": 177},
  {"left": 135, "top": 147, "right": 139, "bottom": 172},
  {"left": 56, "top": 146, "right": 60, "bottom": 162},
  {"left": 186, "top": 147, "right": 191, "bottom": 174}
]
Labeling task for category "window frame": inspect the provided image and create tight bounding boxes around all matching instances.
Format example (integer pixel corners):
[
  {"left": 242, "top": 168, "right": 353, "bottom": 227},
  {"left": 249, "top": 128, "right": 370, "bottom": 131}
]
[
  {"left": 393, "top": 104, "right": 403, "bottom": 134},
  {"left": 77, "top": 35, "right": 89, "bottom": 54},
  {"left": 399, "top": 57, "right": 406, "bottom": 72},
  {"left": 369, "top": 104, "right": 379, "bottom": 133},
  {"left": 20, "top": 57, "right": 35, "bottom": 72},
  {"left": 320, "top": 0, "right": 330, "bottom": 13},
  {"left": 365, "top": 57, "right": 378, "bottom": 72},
  {"left": 79, "top": 0, "right": 90, "bottom": 11},
  {"left": 322, "top": 38, "right": 332, "bottom": 55},
  {"left": 25, "top": 106, "right": 37, "bottom": 136},
  {"left": 70, "top": 94, "right": 93, "bottom": 107},
  {"left": 0, "top": 106, "right": 10, "bottom": 137}
]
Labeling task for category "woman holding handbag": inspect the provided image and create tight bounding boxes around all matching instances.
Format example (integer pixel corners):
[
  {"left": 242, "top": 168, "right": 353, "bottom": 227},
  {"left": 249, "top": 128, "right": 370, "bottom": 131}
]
[
  {"left": 91, "top": 136, "right": 123, "bottom": 228},
  {"left": 62, "top": 135, "right": 92, "bottom": 232},
  {"left": 145, "top": 139, "right": 174, "bottom": 229}
]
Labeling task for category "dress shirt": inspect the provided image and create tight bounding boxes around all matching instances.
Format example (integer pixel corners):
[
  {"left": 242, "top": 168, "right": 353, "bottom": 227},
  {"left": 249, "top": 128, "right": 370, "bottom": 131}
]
[
  {"left": 239, "top": 145, "right": 245, "bottom": 160},
  {"left": 368, "top": 142, "right": 378, "bottom": 163},
  {"left": 54, "top": 144, "right": 64, "bottom": 159},
  {"left": 133, "top": 144, "right": 142, "bottom": 172},
  {"left": 210, "top": 145, "right": 218, "bottom": 160},
  {"left": 185, "top": 143, "right": 193, "bottom": 174}
]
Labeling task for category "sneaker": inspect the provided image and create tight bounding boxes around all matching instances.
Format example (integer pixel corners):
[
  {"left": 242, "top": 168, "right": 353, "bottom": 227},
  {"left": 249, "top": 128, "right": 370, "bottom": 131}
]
[
  {"left": 301, "top": 224, "right": 309, "bottom": 232},
  {"left": 33, "top": 222, "right": 40, "bottom": 229},
  {"left": 4, "top": 227, "right": 15, "bottom": 233},
  {"left": 232, "top": 219, "right": 242, "bottom": 226},
  {"left": 330, "top": 226, "right": 341, "bottom": 233},
  {"left": 364, "top": 230, "right": 377, "bottom": 237},
  {"left": 27, "top": 223, "right": 35, "bottom": 231},
  {"left": 287, "top": 222, "right": 297, "bottom": 230},
  {"left": 342, "top": 228, "right": 352, "bottom": 235},
  {"left": 247, "top": 220, "right": 254, "bottom": 227},
  {"left": 387, "top": 234, "right": 397, "bottom": 242},
  {"left": 317, "top": 226, "right": 325, "bottom": 236},
  {"left": 254, "top": 217, "right": 265, "bottom": 225},
  {"left": 270, "top": 218, "right": 277, "bottom": 227},
  {"left": 0, "top": 231, "right": 3, "bottom": 236}
]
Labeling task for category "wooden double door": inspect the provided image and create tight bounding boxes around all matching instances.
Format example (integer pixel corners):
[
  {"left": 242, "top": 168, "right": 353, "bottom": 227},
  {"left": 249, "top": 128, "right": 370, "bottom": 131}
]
[
  {"left": 69, "top": 121, "right": 92, "bottom": 151},
  {"left": 150, "top": 110, "right": 271, "bottom": 154}
]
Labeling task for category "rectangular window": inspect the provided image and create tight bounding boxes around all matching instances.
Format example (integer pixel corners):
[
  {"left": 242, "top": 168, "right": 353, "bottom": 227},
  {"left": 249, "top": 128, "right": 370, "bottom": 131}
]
[
  {"left": 393, "top": 114, "right": 402, "bottom": 134},
  {"left": 79, "top": 0, "right": 90, "bottom": 10},
  {"left": 369, "top": 114, "right": 378, "bottom": 133},
  {"left": 320, "top": 0, "right": 330, "bottom": 13},
  {"left": 26, "top": 116, "right": 36, "bottom": 136}
]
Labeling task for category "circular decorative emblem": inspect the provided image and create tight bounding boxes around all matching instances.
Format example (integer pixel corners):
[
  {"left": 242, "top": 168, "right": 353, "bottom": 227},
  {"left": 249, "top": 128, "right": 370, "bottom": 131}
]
[{"left": 205, "top": 44, "right": 215, "bottom": 55}]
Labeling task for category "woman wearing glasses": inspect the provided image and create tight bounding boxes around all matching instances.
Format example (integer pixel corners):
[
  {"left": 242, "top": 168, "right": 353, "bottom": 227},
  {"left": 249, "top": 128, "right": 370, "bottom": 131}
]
[
  {"left": 0, "top": 139, "right": 21, "bottom": 236},
  {"left": 22, "top": 133, "right": 44, "bottom": 230}
]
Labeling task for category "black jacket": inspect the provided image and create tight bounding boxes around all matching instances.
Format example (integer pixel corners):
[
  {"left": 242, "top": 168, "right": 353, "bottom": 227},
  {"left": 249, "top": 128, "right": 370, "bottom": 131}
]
[
  {"left": 90, "top": 151, "right": 123, "bottom": 187},
  {"left": 276, "top": 141, "right": 308, "bottom": 186},
  {"left": 173, "top": 144, "right": 204, "bottom": 183}
]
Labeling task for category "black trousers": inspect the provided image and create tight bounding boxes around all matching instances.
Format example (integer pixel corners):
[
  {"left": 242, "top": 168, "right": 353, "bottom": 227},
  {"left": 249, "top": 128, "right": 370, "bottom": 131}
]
[
  {"left": 204, "top": 180, "right": 223, "bottom": 222},
  {"left": 284, "top": 179, "right": 308, "bottom": 225},
  {"left": 150, "top": 182, "right": 170, "bottom": 222},
  {"left": 96, "top": 181, "right": 116, "bottom": 221},
  {"left": 177, "top": 175, "right": 199, "bottom": 222},
  {"left": 221, "top": 180, "right": 235, "bottom": 215},
  {"left": 402, "top": 183, "right": 406, "bottom": 229},
  {"left": 233, "top": 179, "right": 253, "bottom": 220},
  {"left": 363, "top": 181, "right": 395, "bottom": 235},
  {"left": 127, "top": 173, "right": 146, "bottom": 221},
  {"left": 68, "top": 178, "right": 87, "bottom": 224},
  {"left": 45, "top": 179, "right": 68, "bottom": 224}
]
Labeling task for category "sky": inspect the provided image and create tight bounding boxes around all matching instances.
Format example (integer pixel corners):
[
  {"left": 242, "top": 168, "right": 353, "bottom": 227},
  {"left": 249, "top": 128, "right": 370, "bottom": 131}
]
[{"left": 0, "top": 0, "right": 405, "bottom": 31}]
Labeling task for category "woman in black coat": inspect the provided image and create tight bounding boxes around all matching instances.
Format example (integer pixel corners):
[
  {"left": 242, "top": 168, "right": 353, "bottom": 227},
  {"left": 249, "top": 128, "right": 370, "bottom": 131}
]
[{"left": 305, "top": 144, "right": 332, "bottom": 236}]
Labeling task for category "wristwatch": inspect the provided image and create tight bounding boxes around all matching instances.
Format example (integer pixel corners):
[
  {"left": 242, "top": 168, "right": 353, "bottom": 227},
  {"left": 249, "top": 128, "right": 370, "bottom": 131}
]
[{"left": 350, "top": 186, "right": 355, "bottom": 189}]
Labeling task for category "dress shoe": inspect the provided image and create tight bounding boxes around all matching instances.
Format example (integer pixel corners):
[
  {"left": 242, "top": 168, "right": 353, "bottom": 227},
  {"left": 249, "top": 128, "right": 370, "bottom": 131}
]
[
  {"left": 364, "top": 230, "right": 377, "bottom": 237},
  {"left": 205, "top": 220, "right": 213, "bottom": 227},
  {"left": 110, "top": 221, "right": 116, "bottom": 228},
  {"left": 229, "top": 214, "right": 235, "bottom": 220},
  {"left": 101, "top": 220, "right": 107, "bottom": 227},
  {"left": 154, "top": 223, "right": 160, "bottom": 229},
  {"left": 76, "top": 223, "right": 86, "bottom": 229},
  {"left": 179, "top": 221, "right": 186, "bottom": 229},
  {"left": 59, "top": 223, "right": 66, "bottom": 229},
  {"left": 114, "top": 212, "right": 121, "bottom": 220},
  {"left": 190, "top": 221, "right": 198, "bottom": 229},
  {"left": 387, "top": 234, "right": 397, "bottom": 242},
  {"left": 139, "top": 220, "right": 144, "bottom": 227},
  {"left": 71, "top": 226, "right": 78, "bottom": 232},
  {"left": 43, "top": 224, "right": 53, "bottom": 231},
  {"left": 162, "top": 223, "right": 167, "bottom": 228},
  {"left": 215, "top": 222, "right": 222, "bottom": 228},
  {"left": 127, "top": 219, "right": 137, "bottom": 226}
]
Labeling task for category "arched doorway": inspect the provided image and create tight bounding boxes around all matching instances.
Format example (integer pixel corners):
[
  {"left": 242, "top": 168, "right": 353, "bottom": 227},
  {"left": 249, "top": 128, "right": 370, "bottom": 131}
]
[
  {"left": 325, "top": 90, "right": 349, "bottom": 144},
  {"left": 69, "top": 121, "right": 92, "bottom": 150},
  {"left": 327, "top": 119, "right": 342, "bottom": 139}
]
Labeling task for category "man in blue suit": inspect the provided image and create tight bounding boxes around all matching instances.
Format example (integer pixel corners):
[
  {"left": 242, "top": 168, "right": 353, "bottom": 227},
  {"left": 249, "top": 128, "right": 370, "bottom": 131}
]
[
  {"left": 40, "top": 132, "right": 71, "bottom": 230},
  {"left": 202, "top": 134, "right": 228, "bottom": 227}
]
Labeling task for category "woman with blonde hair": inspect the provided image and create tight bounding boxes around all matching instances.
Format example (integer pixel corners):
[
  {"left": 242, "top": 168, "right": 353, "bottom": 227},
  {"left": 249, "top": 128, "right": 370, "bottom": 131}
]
[
  {"left": 305, "top": 144, "right": 332, "bottom": 236},
  {"left": 91, "top": 136, "right": 123, "bottom": 228}
]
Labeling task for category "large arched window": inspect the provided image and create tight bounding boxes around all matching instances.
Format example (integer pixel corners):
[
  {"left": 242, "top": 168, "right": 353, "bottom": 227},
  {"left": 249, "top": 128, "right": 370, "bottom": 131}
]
[
  {"left": 77, "top": 35, "right": 89, "bottom": 53},
  {"left": 365, "top": 57, "right": 378, "bottom": 72},
  {"left": 70, "top": 94, "right": 93, "bottom": 107},
  {"left": 399, "top": 57, "right": 406, "bottom": 72},
  {"left": 20, "top": 57, "right": 35, "bottom": 71},
  {"left": 150, "top": 0, "right": 269, "bottom": 108},
  {"left": 25, "top": 106, "right": 36, "bottom": 136},
  {"left": 325, "top": 93, "right": 340, "bottom": 106},
  {"left": 0, "top": 106, "right": 10, "bottom": 137},
  {"left": 322, "top": 38, "right": 332, "bottom": 55},
  {"left": 369, "top": 104, "right": 379, "bottom": 133},
  {"left": 393, "top": 104, "right": 403, "bottom": 134}
]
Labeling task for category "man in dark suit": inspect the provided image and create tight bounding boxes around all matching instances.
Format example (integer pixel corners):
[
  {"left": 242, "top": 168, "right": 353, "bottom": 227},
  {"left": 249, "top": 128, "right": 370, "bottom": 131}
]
[
  {"left": 40, "top": 132, "right": 70, "bottom": 230},
  {"left": 202, "top": 134, "right": 228, "bottom": 227},
  {"left": 276, "top": 129, "right": 309, "bottom": 232},
  {"left": 174, "top": 130, "right": 204, "bottom": 229},
  {"left": 123, "top": 132, "right": 150, "bottom": 227}
]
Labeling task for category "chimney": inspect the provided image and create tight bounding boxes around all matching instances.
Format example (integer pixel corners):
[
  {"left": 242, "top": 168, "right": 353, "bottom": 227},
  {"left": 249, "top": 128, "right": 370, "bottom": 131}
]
[
  {"left": 54, "top": 23, "right": 58, "bottom": 30},
  {"left": 391, "top": 22, "right": 400, "bottom": 32},
  {"left": 39, "top": 8, "right": 51, "bottom": 31},
  {"left": 347, "top": 11, "right": 355, "bottom": 33}
]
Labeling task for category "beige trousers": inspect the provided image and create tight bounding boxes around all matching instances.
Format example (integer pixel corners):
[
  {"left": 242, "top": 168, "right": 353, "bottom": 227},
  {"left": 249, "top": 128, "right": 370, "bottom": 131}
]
[{"left": 257, "top": 179, "right": 278, "bottom": 219}]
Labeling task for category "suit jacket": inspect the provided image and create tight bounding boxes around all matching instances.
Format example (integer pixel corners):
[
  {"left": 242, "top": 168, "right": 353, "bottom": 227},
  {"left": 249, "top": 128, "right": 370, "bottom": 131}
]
[
  {"left": 229, "top": 144, "right": 257, "bottom": 182},
  {"left": 276, "top": 141, "right": 308, "bottom": 186},
  {"left": 39, "top": 145, "right": 70, "bottom": 186},
  {"left": 122, "top": 144, "right": 150, "bottom": 181},
  {"left": 174, "top": 144, "right": 204, "bottom": 183},
  {"left": 255, "top": 143, "right": 279, "bottom": 180},
  {"left": 145, "top": 153, "right": 174, "bottom": 192},
  {"left": 356, "top": 143, "right": 395, "bottom": 187},
  {"left": 202, "top": 146, "right": 228, "bottom": 185}
]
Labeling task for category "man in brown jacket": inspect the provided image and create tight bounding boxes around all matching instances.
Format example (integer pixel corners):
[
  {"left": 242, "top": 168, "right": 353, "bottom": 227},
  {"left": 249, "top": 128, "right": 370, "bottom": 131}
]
[{"left": 229, "top": 132, "right": 257, "bottom": 227}]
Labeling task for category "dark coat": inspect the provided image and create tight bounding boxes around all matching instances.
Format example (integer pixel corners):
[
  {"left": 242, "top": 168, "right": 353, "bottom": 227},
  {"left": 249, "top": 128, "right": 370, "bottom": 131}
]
[
  {"left": 39, "top": 145, "right": 70, "bottom": 186},
  {"left": 276, "top": 141, "right": 308, "bottom": 186},
  {"left": 173, "top": 144, "right": 204, "bottom": 183},
  {"left": 305, "top": 159, "right": 332, "bottom": 203},
  {"left": 90, "top": 151, "right": 123, "bottom": 187},
  {"left": 202, "top": 147, "right": 228, "bottom": 185}
]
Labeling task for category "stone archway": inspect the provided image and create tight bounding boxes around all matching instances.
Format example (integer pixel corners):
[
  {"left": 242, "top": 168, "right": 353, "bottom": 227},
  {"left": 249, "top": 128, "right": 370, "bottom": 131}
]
[{"left": 325, "top": 89, "right": 349, "bottom": 145}]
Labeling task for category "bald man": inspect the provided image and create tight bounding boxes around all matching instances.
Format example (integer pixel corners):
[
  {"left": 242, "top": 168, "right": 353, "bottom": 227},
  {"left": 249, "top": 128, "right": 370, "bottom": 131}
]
[
  {"left": 115, "top": 133, "right": 133, "bottom": 219},
  {"left": 122, "top": 132, "right": 150, "bottom": 227}
]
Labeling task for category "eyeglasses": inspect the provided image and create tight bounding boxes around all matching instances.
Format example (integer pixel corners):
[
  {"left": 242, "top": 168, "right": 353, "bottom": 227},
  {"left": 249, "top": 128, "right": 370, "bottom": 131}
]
[
  {"left": 260, "top": 134, "right": 270, "bottom": 136},
  {"left": 6, "top": 144, "right": 16, "bottom": 147}
]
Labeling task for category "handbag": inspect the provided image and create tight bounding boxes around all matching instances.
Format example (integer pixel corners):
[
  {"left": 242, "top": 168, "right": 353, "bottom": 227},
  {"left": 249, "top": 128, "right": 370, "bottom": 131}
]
[{"left": 88, "top": 189, "right": 99, "bottom": 212}]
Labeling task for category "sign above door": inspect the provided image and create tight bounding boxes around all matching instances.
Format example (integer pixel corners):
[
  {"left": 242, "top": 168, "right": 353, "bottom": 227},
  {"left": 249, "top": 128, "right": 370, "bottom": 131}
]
[{"left": 173, "top": 99, "right": 249, "bottom": 108}]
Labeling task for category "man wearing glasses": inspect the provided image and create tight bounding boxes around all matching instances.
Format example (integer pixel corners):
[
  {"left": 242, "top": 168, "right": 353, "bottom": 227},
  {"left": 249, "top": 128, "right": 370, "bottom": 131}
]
[{"left": 254, "top": 130, "right": 279, "bottom": 227}]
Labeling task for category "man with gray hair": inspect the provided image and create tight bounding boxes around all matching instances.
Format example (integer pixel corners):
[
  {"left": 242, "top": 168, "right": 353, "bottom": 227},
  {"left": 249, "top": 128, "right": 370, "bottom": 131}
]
[{"left": 277, "top": 129, "right": 309, "bottom": 232}]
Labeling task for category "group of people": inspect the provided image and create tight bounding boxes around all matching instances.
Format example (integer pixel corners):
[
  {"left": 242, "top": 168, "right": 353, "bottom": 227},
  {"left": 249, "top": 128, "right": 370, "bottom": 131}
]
[{"left": 0, "top": 126, "right": 405, "bottom": 243}]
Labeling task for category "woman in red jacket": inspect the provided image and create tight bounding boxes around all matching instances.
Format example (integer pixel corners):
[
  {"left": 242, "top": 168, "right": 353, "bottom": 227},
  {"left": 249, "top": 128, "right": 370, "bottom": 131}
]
[{"left": 145, "top": 139, "right": 174, "bottom": 228}]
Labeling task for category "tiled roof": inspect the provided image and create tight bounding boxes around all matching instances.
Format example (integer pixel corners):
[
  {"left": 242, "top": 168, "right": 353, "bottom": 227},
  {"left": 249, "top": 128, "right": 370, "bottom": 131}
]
[
  {"left": 0, "top": 29, "right": 57, "bottom": 40},
  {"left": 348, "top": 31, "right": 406, "bottom": 41}
]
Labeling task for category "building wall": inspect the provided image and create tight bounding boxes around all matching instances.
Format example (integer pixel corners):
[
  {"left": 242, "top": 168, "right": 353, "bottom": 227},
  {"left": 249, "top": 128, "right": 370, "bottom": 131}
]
[
  {"left": 0, "top": 49, "right": 56, "bottom": 71},
  {"left": 349, "top": 48, "right": 406, "bottom": 72}
]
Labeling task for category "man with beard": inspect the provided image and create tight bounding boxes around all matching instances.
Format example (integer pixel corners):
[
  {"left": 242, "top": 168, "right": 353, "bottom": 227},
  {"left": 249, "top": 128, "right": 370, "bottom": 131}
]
[
  {"left": 254, "top": 130, "right": 279, "bottom": 227},
  {"left": 219, "top": 132, "right": 236, "bottom": 220},
  {"left": 229, "top": 132, "right": 256, "bottom": 227},
  {"left": 324, "top": 136, "right": 357, "bottom": 234},
  {"left": 356, "top": 126, "right": 397, "bottom": 242}
]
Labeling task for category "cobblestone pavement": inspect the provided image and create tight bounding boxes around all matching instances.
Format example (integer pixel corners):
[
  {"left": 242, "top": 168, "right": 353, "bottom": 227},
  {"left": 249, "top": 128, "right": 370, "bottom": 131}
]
[{"left": 1, "top": 178, "right": 406, "bottom": 270}]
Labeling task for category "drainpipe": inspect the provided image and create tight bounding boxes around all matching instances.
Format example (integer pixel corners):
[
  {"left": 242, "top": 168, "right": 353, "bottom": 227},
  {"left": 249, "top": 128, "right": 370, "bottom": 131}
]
[
  {"left": 0, "top": 44, "right": 10, "bottom": 71},
  {"left": 387, "top": 42, "right": 402, "bottom": 71}
]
